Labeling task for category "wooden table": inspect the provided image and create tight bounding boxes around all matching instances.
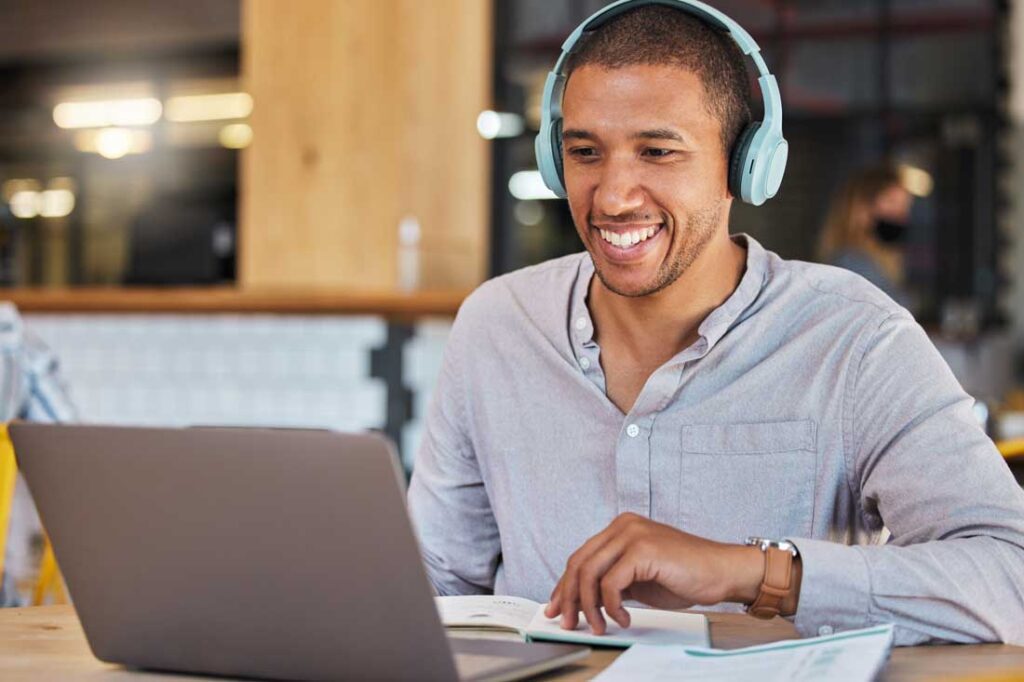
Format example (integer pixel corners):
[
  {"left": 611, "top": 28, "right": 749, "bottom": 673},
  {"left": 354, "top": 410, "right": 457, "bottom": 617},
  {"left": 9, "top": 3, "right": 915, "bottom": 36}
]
[
  {"left": 0, "top": 286, "right": 469, "bottom": 318},
  {"left": 2, "top": 606, "right": 1023, "bottom": 681}
]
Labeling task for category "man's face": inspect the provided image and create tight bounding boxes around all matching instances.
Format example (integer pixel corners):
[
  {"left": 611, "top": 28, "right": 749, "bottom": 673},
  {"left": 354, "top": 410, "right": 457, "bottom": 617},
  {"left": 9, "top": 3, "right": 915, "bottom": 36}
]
[{"left": 561, "top": 64, "right": 731, "bottom": 298}]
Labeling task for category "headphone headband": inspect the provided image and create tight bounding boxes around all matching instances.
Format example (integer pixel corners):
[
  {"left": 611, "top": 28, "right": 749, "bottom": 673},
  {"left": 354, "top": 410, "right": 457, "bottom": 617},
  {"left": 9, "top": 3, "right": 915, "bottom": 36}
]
[
  {"left": 562, "top": 0, "right": 759, "bottom": 66},
  {"left": 535, "top": 0, "right": 788, "bottom": 206}
]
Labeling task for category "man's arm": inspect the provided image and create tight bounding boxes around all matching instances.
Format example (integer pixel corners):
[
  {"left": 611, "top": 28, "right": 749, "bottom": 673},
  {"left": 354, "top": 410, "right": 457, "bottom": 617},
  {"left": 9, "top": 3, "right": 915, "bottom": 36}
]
[
  {"left": 544, "top": 512, "right": 781, "bottom": 634},
  {"left": 790, "top": 312, "right": 1024, "bottom": 646},
  {"left": 407, "top": 307, "right": 501, "bottom": 596},
  {"left": 546, "top": 312, "right": 1024, "bottom": 645}
]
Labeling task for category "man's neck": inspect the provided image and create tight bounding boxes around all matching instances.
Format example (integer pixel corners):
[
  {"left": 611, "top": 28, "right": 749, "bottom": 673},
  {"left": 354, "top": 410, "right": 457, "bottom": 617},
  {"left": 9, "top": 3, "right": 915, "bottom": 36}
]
[{"left": 589, "top": 233, "right": 748, "bottom": 361}]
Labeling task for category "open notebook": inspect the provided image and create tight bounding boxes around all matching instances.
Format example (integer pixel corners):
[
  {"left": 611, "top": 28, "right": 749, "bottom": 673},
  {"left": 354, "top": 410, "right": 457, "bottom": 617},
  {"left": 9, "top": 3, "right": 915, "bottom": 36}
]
[{"left": 436, "top": 596, "right": 709, "bottom": 648}]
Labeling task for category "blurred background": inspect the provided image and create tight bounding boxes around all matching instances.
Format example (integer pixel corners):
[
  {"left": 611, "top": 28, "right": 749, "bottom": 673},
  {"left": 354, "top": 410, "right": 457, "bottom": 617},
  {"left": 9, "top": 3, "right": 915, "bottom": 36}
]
[
  {"left": 0, "top": 0, "right": 241, "bottom": 288},
  {"left": 1, "top": 0, "right": 1023, "bottom": 602}
]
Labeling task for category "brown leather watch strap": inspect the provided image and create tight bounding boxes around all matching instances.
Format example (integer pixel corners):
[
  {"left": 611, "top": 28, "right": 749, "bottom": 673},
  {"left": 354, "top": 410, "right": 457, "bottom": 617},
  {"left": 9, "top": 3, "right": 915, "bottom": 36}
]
[{"left": 748, "top": 546, "right": 794, "bottom": 620}]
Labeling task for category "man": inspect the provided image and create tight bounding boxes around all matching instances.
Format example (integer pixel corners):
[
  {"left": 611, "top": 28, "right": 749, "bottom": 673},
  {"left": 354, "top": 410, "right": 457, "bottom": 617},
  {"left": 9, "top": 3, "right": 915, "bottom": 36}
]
[{"left": 407, "top": 4, "right": 1024, "bottom": 646}]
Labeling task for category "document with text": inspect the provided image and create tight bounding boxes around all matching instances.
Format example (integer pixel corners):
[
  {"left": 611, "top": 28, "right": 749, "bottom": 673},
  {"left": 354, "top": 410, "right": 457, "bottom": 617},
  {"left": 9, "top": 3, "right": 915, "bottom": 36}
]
[{"left": 594, "top": 623, "right": 894, "bottom": 681}]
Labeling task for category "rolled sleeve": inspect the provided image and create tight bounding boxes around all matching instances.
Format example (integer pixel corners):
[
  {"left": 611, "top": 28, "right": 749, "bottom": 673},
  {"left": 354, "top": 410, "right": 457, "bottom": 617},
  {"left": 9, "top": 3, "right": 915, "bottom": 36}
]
[
  {"left": 789, "top": 537, "right": 872, "bottom": 637},
  {"left": 810, "top": 312, "right": 1024, "bottom": 645},
  {"left": 407, "top": 292, "right": 501, "bottom": 596}
]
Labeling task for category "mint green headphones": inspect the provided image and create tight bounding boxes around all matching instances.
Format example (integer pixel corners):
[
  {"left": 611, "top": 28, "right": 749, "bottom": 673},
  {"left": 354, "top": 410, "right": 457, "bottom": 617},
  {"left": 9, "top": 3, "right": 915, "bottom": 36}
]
[{"left": 534, "top": 0, "right": 788, "bottom": 206}]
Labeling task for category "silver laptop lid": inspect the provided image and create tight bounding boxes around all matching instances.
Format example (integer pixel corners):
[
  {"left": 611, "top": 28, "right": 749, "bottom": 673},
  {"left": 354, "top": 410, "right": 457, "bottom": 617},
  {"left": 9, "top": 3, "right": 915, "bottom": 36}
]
[{"left": 12, "top": 424, "right": 460, "bottom": 681}]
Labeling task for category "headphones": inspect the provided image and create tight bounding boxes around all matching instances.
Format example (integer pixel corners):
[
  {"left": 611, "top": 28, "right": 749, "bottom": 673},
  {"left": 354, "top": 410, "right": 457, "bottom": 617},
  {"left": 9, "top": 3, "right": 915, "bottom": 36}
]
[{"left": 534, "top": 0, "right": 788, "bottom": 206}]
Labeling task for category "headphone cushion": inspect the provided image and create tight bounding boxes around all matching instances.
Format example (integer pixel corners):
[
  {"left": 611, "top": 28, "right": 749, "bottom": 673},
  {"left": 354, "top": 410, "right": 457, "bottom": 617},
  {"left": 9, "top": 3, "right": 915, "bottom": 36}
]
[
  {"left": 728, "top": 122, "right": 760, "bottom": 200},
  {"left": 553, "top": 118, "right": 564, "bottom": 187}
]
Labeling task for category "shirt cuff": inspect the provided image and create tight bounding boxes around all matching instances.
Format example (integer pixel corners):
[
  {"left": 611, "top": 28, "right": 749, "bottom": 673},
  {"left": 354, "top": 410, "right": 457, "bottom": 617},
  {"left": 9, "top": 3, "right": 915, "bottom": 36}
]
[{"left": 787, "top": 537, "right": 872, "bottom": 638}]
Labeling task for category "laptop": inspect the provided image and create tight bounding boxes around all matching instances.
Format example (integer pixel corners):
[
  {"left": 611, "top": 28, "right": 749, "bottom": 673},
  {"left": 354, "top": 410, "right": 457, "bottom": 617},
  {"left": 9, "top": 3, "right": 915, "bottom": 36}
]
[{"left": 11, "top": 423, "right": 589, "bottom": 681}]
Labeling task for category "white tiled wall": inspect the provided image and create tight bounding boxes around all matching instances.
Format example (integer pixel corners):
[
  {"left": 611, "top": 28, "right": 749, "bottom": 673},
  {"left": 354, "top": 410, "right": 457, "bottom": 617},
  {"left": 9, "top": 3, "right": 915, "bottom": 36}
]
[
  {"left": 403, "top": 318, "right": 453, "bottom": 468},
  {"left": 2, "top": 312, "right": 453, "bottom": 603},
  {"left": 24, "top": 314, "right": 390, "bottom": 432}
]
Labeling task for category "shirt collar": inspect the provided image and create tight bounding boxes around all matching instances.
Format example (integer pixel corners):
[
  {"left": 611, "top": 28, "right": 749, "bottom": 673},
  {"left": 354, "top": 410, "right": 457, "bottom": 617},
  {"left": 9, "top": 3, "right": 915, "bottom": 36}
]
[{"left": 569, "top": 233, "right": 769, "bottom": 355}]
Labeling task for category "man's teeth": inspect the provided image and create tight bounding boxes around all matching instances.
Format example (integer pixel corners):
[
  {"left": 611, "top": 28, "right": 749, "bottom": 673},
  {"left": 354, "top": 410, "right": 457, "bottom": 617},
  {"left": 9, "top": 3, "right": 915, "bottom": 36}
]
[{"left": 599, "top": 226, "right": 658, "bottom": 247}]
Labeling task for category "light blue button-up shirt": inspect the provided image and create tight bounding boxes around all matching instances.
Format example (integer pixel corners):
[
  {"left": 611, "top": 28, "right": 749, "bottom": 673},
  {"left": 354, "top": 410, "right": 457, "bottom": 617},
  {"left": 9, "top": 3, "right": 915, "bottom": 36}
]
[{"left": 408, "top": 235, "right": 1024, "bottom": 646}]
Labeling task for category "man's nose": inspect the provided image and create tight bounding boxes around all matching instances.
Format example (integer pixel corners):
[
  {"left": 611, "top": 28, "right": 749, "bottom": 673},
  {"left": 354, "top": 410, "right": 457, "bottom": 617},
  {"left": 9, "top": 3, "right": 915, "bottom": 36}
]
[{"left": 592, "top": 159, "right": 644, "bottom": 217}]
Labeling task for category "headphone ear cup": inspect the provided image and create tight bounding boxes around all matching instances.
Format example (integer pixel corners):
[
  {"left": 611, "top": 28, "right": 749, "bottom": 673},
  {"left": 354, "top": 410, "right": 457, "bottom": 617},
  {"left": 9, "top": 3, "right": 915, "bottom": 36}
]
[
  {"left": 728, "top": 123, "right": 759, "bottom": 202},
  {"left": 535, "top": 116, "right": 567, "bottom": 197},
  {"left": 553, "top": 118, "right": 565, "bottom": 188}
]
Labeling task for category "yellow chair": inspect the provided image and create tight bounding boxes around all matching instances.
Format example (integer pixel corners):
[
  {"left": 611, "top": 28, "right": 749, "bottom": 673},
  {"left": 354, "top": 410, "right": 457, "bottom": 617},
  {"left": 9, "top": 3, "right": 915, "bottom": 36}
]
[
  {"left": 0, "top": 424, "right": 65, "bottom": 605},
  {"left": 998, "top": 438, "right": 1024, "bottom": 461},
  {"left": 33, "top": 541, "right": 64, "bottom": 605},
  {"left": 0, "top": 425, "right": 15, "bottom": 586}
]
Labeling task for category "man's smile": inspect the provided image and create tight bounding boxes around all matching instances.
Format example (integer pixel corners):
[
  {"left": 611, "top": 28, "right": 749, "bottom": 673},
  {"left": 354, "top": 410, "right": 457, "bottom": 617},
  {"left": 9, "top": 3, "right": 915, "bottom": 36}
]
[{"left": 590, "top": 222, "right": 665, "bottom": 261}]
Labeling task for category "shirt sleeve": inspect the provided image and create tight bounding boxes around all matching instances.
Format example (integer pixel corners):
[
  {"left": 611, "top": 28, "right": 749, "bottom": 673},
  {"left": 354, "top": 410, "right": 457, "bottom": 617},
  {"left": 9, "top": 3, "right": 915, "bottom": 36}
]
[
  {"left": 407, "top": 300, "right": 501, "bottom": 596},
  {"left": 20, "top": 328, "right": 78, "bottom": 423},
  {"left": 791, "top": 313, "right": 1024, "bottom": 646},
  {"left": 0, "top": 306, "right": 77, "bottom": 607}
]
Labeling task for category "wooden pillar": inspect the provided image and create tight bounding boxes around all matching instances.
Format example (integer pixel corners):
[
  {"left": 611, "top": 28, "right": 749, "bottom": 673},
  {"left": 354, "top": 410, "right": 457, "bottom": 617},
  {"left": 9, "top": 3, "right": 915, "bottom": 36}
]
[{"left": 240, "top": 0, "right": 491, "bottom": 290}]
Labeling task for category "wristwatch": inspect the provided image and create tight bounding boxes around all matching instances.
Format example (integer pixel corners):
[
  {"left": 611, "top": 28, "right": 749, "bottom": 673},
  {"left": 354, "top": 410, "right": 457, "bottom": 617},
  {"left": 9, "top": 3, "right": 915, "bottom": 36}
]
[{"left": 744, "top": 537, "right": 799, "bottom": 620}]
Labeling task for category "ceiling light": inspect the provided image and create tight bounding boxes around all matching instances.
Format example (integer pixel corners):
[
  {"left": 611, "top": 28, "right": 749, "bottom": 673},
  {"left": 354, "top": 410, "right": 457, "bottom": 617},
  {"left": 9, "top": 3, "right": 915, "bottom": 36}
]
[
  {"left": 40, "top": 189, "right": 75, "bottom": 218},
  {"left": 75, "top": 128, "right": 152, "bottom": 159},
  {"left": 509, "top": 171, "right": 558, "bottom": 201},
  {"left": 166, "top": 93, "right": 253, "bottom": 122},
  {"left": 899, "top": 165, "right": 934, "bottom": 198},
  {"left": 96, "top": 128, "right": 134, "bottom": 159},
  {"left": 9, "top": 191, "right": 40, "bottom": 219},
  {"left": 218, "top": 123, "right": 253, "bottom": 149},
  {"left": 53, "top": 98, "right": 162, "bottom": 129},
  {"left": 477, "top": 111, "right": 525, "bottom": 140}
]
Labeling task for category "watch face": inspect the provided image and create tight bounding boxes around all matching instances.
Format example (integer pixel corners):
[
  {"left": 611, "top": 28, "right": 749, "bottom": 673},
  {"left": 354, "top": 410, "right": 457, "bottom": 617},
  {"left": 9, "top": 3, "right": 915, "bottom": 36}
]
[
  {"left": 775, "top": 540, "right": 799, "bottom": 556},
  {"left": 746, "top": 537, "right": 799, "bottom": 555}
]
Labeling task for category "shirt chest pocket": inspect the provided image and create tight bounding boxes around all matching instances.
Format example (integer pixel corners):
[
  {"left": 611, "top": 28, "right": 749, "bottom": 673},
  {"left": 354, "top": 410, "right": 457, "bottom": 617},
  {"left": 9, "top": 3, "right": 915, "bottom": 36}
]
[{"left": 676, "top": 420, "right": 817, "bottom": 543}]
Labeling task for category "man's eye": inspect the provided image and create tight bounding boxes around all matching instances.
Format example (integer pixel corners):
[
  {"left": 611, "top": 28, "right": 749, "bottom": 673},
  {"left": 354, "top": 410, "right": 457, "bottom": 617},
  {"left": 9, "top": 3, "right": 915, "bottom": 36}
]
[
  {"left": 567, "top": 147, "right": 597, "bottom": 158},
  {"left": 643, "top": 148, "right": 675, "bottom": 158}
]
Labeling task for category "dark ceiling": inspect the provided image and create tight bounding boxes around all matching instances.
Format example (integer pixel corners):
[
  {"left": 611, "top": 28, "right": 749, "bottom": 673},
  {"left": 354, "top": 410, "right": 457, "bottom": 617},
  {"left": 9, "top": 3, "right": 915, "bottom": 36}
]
[{"left": 0, "top": 0, "right": 239, "bottom": 64}]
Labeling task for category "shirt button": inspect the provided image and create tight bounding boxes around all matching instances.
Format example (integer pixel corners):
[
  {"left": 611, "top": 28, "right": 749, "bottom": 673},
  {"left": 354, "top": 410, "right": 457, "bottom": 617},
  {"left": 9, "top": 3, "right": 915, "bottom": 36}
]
[
  {"left": 574, "top": 317, "right": 588, "bottom": 331},
  {"left": 579, "top": 356, "right": 591, "bottom": 370},
  {"left": 818, "top": 625, "right": 834, "bottom": 637},
  {"left": 626, "top": 424, "right": 640, "bottom": 438}
]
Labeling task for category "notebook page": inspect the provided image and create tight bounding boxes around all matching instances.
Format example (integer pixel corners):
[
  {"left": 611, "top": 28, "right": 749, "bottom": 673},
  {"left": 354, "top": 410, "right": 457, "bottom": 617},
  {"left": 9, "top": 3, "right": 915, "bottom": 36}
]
[
  {"left": 527, "top": 606, "right": 709, "bottom": 648},
  {"left": 435, "top": 595, "right": 540, "bottom": 632}
]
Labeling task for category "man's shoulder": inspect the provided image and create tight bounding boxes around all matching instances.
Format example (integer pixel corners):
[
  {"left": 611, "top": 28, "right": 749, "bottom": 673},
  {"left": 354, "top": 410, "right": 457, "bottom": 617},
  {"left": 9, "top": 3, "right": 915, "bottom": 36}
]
[
  {"left": 456, "top": 252, "right": 587, "bottom": 323},
  {"left": 764, "top": 250, "right": 908, "bottom": 322}
]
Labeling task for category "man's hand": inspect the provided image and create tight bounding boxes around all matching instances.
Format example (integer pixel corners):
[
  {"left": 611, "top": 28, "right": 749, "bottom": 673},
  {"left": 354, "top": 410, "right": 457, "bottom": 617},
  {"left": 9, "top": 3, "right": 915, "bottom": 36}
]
[{"left": 544, "top": 513, "right": 768, "bottom": 634}]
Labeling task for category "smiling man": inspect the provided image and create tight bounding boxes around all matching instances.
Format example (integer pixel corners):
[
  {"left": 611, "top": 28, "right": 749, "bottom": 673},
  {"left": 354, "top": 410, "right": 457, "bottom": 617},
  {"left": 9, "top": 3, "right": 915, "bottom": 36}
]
[{"left": 407, "top": 3, "right": 1024, "bottom": 646}]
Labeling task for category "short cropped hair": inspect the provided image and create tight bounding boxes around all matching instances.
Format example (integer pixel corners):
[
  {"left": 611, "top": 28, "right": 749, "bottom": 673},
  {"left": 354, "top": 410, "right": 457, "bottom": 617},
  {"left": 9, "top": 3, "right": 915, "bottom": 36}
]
[{"left": 565, "top": 5, "right": 753, "bottom": 155}]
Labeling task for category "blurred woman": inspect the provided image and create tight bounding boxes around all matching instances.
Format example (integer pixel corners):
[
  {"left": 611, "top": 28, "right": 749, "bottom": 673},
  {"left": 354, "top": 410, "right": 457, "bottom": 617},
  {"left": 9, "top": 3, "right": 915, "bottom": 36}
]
[{"left": 818, "top": 162, "right": 915, "bottom": 309}]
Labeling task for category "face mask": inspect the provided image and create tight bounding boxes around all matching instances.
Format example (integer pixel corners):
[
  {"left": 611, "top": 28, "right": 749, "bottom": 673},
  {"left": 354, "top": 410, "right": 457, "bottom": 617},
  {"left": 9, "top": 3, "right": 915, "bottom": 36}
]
[{"left": 874, "top": 219, "right": 908, "bottom": 245}]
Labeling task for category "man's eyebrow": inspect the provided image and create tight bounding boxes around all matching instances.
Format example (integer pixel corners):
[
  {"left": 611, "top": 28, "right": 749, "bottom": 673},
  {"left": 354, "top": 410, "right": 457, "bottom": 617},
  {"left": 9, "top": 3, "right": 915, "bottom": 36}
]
[
  {"left": 562, "top": 129, "right": 596, "bottom": 141},
  {"left": 561, "top": 128, "right": 694, "bottom": 144},
  {"left": 633, "top": 128, "right": 689, "bottom": 143}
]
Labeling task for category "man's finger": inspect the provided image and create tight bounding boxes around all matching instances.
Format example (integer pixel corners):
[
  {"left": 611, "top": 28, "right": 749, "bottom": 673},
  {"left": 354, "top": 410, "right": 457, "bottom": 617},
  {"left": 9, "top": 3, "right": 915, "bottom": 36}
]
[
  {"left": 558, "top": 572, "right": 581, "bottom": 631},
  {"left": 554, "top": 525, "right": 622, "bottom": 630},
  {"left": 544, "top": 582, "right": 562, "bottom": 618},
  {"left": 600, "top": 554, "right": 640, "bottom": 629},
  {"left": 576, "top": 534, "right": 631, "bottom": 634},
  {"left": 577, "top": 564, "right": 607, "bottom": 634}
]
